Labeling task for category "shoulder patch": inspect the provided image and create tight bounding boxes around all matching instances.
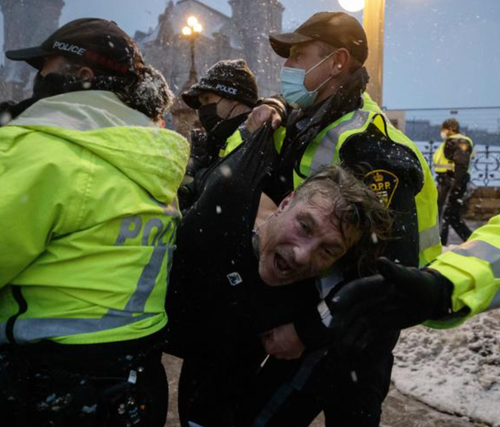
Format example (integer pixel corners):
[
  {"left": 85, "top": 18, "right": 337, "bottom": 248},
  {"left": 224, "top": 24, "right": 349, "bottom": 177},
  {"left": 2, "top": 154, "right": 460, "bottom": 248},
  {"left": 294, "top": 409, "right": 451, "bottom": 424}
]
[
  {"left": 458, "top": 141, "right": 470, "bottom": 152},
  {"left": 364, "top": 169, "right": 399, "bottom": 207}
]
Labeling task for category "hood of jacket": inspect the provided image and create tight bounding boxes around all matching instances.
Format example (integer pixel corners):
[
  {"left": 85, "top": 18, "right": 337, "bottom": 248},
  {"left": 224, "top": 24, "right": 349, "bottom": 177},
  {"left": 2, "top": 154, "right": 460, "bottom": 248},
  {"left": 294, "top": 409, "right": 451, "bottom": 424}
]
[{"left": 8, "top": 90, "right": 189, "bottom": 204}]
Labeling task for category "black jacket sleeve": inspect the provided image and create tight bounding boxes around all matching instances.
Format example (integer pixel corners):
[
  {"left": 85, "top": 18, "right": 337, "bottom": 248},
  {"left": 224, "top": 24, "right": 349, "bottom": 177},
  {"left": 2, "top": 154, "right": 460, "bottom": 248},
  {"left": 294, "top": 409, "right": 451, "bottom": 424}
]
[
  {"left": 448, "top": 138, "right": 472, "bottom": 194},
  {"left": 293, "top": 297, "right": 333, "bottom": 349}
]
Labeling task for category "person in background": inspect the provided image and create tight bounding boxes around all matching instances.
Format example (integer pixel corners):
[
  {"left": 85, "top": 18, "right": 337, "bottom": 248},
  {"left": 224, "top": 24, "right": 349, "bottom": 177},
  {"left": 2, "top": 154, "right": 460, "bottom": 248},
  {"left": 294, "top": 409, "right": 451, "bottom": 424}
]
[
  {"left": 433, "top": 118, "right": 474, "bottom": 245},
  {"left": 179, "top": 59, "right": 258, "bottom": 208}
]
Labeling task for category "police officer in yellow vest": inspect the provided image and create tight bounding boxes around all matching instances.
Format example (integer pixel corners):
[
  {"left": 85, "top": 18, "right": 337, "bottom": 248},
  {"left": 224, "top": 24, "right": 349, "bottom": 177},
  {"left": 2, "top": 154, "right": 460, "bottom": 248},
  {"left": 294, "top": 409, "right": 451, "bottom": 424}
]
[
  {"left": 0, "top": 19, "right": 189, "bottom": 427},
  {"left": 179, "top": 59, "right": 258, "bottom": 208},
  {"left": 325, "top": 214, "right": 500, "bottom": 345},
  {"left": 248, "top": 12, "right": 440, "bottom": 269},
  {"left": 433, "top": 118, "right": 474, "bottom": 245},
  {"left": 246, "top": 12, "right": 440, "bottom": 334},
  {"left": 235, "top": 11, "right": 441, "bottom": 427}
]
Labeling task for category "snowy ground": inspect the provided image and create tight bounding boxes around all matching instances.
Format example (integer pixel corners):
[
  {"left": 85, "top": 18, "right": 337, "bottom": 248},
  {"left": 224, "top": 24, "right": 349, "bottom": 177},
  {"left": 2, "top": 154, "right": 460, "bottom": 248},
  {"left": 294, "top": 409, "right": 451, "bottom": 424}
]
[
  {"left": 391, "top": 311, "right": 500, "bottom": 427},
  {"left": 386, "top": 220, "right": 500, "bottom": 427},
  {"left": 164, "top": 221, "right": 499, "bottom": 426}
]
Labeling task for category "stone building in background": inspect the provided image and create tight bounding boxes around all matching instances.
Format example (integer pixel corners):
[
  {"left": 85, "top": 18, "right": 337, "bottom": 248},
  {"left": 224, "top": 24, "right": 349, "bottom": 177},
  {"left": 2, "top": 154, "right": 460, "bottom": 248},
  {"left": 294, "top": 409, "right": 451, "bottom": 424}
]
[
  {"left": 169, "top": 68, "right": 200, "bottom": 137},
  {"left": 0, "top": 0, "right": 284, "bottom": 138},
  {"left": 135, "top": 0, "right": 284, "bottom": 97},
  {"left": 0, "top": 0, "right": 64, "bottom": 101}
]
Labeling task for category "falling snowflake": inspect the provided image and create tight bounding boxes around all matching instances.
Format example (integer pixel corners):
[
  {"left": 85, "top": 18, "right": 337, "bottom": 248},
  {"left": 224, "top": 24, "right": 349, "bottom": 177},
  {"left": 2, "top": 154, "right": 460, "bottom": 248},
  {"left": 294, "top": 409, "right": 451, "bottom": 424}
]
[{"left": 220, "top": 164, "right": 232, "bottom": 178}]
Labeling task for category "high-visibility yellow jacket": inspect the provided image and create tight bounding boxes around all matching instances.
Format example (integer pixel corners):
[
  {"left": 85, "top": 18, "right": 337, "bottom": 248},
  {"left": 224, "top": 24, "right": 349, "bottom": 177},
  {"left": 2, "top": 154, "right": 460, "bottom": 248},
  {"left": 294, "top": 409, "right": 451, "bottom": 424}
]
[
  {"left": 219, "top": 127, "right": 286, "bottom": 158},
  {"left": 433, "top": 134, "right": 474, "bottom": 173},
  {"left": 426, "top": 214, "right": 500, "bottom": 329},
  {"left": 0, "top": 91, "right": 189, "bottom": 345},
  {"left": 219, "top": 129, "right": 243, "bottom": 157}
]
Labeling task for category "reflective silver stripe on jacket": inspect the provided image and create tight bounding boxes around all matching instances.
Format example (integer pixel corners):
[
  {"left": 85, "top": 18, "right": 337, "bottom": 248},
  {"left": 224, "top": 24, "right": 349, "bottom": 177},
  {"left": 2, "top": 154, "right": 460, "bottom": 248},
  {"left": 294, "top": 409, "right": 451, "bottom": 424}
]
[
  {"left": 0, "top": 312, "right": 156, "bottom": 344},
  {"left": 452, "top": 240, "right": 500, "bottom": 312},
  {"left": 309, "top": 110, "right": 371, "bottom": 175},
  {"left": 452, "top": 240, "right": 500, "bottom": 278},
  {"left": 419, "top": 224, "right": 441, "bottom": 253},
  {"left": 0, "top": 216, "right": 173, "bottom": 345}
]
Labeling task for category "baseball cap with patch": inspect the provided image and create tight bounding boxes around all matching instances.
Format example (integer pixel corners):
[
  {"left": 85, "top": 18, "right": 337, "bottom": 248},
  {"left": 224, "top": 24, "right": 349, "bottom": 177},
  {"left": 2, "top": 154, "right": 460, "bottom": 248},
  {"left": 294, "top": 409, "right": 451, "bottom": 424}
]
[
  {"left": 269, "top": 12, "right": 368, "bottom": 64},
  {"left": 6, "top": 18, "right": 144, "bottom": 75},
  {"left": 182, "top": 59, "right": 258, "bottom": 109}
]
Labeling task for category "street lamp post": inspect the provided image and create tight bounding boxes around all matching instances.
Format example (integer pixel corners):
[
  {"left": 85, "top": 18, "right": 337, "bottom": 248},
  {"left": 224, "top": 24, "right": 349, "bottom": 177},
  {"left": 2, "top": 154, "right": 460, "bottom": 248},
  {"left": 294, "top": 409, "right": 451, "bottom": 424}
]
[
  {"left": 182, "top": 16, "right": 203, "bottom": 78},
  {"left": 363, "top": 0, "right": 385, "bottom": 107},
  {"left": 338, "top": 0, "right": 386, "bottom": 107}
]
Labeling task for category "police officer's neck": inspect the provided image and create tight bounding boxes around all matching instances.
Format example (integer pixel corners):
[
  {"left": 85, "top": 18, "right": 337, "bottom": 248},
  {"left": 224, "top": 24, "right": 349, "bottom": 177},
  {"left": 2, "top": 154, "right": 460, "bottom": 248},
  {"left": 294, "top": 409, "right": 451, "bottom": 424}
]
[{"left": 313, "top": 75, "right": 350, "bottom": 106}]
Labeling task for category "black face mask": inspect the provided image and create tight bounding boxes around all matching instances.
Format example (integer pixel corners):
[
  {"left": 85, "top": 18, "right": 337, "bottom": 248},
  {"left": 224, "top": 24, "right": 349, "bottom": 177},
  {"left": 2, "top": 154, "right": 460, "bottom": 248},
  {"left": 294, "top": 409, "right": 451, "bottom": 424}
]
[
  {"left": 210, "top": 114, "right": 248, "bottom": 141},
  {"left": 32, "top": 72, "right": 83, "bottom": 99},
  {"left": 198, "top": 102, "right": 224, "bottom": 134},
  {"left": 199, "top": 102, "right": 249, "bottom": 144}
]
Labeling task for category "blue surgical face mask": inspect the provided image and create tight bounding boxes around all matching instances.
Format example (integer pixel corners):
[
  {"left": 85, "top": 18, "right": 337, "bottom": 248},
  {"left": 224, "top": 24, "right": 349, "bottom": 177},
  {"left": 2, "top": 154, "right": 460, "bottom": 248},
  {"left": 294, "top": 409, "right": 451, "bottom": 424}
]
[{"left": 280, "top": 51, "right": 336, "bottom": 109}]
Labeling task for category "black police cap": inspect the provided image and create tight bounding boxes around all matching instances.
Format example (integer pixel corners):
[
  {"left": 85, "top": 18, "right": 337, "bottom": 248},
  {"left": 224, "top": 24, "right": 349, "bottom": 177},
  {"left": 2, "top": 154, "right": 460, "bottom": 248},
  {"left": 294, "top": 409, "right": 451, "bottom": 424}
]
[
  {"left": 269, "top": 11, "right": 368, "bottom": 64},
  {"left": 6, "top": 18, "right": 144, "bottom": 75},
  {"left": 182, "top": 59, "right": 258, "bottom": 109}
]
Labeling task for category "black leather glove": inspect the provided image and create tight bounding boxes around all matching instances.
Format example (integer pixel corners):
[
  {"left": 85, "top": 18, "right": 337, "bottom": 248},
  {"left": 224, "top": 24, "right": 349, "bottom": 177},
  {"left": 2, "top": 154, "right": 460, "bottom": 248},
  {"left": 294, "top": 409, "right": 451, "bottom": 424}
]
[
  {"left": 255, "top": 95, "right": 289, "bottom": 124},
  {"left": 178, "top": 180, "right": 197, "bottom": 212},
  {"left": 328, "top": 258, "right": 455, "bottom": 352},
  {"left": 376, "top": 258, "right": 454, "bottom": 326},
  {"left": 186, "top": 129, "right": 213, "bottom": 177}
]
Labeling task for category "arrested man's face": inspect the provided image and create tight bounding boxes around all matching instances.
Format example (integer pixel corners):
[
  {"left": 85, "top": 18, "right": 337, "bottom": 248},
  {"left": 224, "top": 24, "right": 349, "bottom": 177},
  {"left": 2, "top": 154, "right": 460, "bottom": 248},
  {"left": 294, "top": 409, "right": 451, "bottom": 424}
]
[{"left": 258, "top": 192, "right": 359, "bottom": 286}]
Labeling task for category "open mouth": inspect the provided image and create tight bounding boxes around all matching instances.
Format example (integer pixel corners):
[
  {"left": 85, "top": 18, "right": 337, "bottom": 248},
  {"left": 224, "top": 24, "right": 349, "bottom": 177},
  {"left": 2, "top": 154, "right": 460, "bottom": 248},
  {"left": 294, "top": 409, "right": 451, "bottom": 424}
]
[{"left": 274, "top": 252, "right": 293, "bottom": 276}]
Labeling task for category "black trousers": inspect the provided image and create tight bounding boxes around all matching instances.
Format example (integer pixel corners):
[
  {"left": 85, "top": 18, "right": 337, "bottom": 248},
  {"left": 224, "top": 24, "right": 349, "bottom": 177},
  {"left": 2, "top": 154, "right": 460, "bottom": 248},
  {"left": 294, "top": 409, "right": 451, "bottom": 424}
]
[
  {"left": 177, "top": 336, "right": 265, "bottom": 427},
  {"left": 1, "top": 336, "right": 168, "bottom": 427},
  {"left": 436, "top": 173, "right": 452, "bottom": 222},
  {"left": 178, "top": 339, "right": 394, "bottom": 427},
  {"left": 440, "top": 173, "right": 473, "bottom": 245}
]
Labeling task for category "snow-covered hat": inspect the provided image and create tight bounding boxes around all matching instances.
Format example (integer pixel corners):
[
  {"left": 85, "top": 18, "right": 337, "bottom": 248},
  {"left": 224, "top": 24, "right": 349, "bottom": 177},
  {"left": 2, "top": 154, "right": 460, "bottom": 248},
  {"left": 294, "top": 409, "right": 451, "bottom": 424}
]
[
  {"left": 269, "top": 12, "right": 368, "bottom": 64},
  {"left": 6, "top": 18, "right": 144, "bottom": 76},
  {"left": 182, "top": 59, "right": 258, "bottom": 109}
]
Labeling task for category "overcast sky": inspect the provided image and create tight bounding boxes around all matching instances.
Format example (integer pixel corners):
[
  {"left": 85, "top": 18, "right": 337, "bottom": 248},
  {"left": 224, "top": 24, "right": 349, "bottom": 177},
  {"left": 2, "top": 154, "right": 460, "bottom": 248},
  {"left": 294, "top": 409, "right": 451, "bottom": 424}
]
[{"left": 1, "top": 0, "right": 500, "bottom": 110}]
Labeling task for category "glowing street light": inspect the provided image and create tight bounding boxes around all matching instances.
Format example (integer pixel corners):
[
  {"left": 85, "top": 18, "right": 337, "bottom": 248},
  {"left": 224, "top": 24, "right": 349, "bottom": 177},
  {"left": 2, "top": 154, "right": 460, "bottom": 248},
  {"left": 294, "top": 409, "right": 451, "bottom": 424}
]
[
  {"left": 338, "top": 0, "right": 365, "bottom": 12},
  {"left": 183, "top": 16, "right": 203, "bottom": 36},
  {"left": 187, "top": 16, "right": 198, "bottom": 27},
  {"left": 182, "top": 16, "right": 203, "bottom": 77}
]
